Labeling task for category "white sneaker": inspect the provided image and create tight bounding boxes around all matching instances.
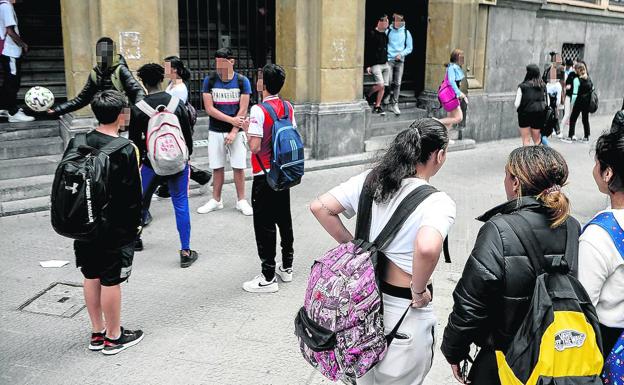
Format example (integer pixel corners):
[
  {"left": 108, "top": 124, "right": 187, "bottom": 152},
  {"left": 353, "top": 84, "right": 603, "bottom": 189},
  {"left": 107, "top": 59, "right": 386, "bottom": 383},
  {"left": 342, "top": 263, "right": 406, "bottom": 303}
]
[
  {"left": 242, "top": 274, "right": 278, "bottom": 293},
  {"left": 275, "top": 264, "right": 293, "bottom": 283},
  {"left": 8, "top": 109, "right": 35, "bottom": 123},
  {"left": 236, "top": 199, "right": 253, "bottom": 216},
  {"left": 391, "top": 103, "right": 401, "bottom": 115},
  {"left": 0, "top": 109, "right": 9, "bottom": 118},
  {"left": 197, "top": 199, "right": 223, "bottom": 214}
]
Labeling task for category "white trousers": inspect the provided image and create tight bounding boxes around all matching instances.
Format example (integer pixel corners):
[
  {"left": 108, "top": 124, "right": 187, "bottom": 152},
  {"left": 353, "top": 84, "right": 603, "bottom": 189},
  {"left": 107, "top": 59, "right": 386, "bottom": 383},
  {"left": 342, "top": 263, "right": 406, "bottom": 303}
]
[
  {"left": 359, "top": 294, "right": 437, "bottom": 385},
  {"left": 561, "top": 96, "right": 573, "bottom": 133}
]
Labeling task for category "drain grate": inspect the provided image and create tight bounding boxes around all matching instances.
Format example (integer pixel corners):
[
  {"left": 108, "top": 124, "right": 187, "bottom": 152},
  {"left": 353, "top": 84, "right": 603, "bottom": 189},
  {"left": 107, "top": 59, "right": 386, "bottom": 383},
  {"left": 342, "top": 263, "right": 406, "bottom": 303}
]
[{"left": 19, "top": 282, "right": 85, "bottom": 318}]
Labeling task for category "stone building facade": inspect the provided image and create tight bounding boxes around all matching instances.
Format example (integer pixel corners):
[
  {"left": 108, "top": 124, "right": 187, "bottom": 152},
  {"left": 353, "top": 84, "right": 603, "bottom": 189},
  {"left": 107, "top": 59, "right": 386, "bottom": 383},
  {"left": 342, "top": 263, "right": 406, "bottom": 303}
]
[{"left": 54, "top": 0, "right": 624, "bottom": 156}]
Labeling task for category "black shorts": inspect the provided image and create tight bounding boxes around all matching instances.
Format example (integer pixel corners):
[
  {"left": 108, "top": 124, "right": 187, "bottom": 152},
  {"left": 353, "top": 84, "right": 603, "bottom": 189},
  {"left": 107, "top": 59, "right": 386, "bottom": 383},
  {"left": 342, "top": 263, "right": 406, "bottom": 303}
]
[
  {"left": 74, "top": 240, "right": 134, "bottom": 286},
  {"left": 518, "top": 111, "right": 546, "bottom": 129}
]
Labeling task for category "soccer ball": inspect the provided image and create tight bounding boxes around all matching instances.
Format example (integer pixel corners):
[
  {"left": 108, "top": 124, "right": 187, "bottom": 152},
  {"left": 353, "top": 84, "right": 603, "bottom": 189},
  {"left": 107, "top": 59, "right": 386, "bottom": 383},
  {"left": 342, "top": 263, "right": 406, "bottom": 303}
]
[{"left": 25, "top": 86, "right": 55, "bottom": 112}]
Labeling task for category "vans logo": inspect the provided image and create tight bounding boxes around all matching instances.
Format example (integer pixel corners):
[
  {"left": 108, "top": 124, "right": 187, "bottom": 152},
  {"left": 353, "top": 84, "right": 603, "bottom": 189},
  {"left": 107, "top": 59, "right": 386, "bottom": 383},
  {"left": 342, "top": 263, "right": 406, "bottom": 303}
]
[
  {"left": 554, "top": 330, "right": 586, "bottom": 351},
  {"left": 65, "top": 182, "right": 79, "bottom": 194}
]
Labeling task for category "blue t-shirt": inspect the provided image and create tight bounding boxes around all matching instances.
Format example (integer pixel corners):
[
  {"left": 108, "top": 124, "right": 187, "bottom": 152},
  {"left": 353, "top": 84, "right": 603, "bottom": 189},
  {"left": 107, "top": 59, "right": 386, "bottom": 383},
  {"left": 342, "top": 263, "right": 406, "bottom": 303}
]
[{"left": 202, "top": 72, "right": 252, "bottom": 132}]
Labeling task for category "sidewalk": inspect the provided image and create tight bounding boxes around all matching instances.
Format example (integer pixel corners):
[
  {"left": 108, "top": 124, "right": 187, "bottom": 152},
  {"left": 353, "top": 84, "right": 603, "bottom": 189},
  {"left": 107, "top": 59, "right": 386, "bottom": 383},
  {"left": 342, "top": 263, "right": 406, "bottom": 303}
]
[{"left": 0, "top": 123, "right": 614, "bottom": 385}]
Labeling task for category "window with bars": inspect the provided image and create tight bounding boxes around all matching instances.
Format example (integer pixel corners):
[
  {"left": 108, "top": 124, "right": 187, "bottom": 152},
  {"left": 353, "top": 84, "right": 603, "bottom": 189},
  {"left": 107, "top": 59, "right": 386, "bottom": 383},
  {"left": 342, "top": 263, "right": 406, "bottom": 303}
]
[{"left": 561, "top": 43, "right": 584, "bottom": 63}]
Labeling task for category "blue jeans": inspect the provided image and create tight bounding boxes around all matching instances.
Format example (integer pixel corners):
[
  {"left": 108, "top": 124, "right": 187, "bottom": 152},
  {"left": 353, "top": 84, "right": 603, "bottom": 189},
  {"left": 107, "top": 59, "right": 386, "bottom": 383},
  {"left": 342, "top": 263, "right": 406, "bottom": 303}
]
[{"left": 140, "top": 164, "right": 191, "bottom": 250}]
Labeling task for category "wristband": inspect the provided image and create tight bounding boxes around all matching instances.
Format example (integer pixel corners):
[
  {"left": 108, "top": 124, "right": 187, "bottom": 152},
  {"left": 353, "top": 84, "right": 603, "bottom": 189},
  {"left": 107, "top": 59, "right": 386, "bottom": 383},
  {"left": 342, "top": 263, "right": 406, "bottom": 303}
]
[{"left": 410, "top": 281, "right": 427, "bottom": 296}]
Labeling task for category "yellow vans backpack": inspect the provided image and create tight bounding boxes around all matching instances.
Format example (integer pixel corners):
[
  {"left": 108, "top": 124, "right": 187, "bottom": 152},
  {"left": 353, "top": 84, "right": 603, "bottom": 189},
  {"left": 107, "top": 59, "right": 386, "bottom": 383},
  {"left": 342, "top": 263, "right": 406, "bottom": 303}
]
[{"left": 497, "top": 214, "right": 604, "bottom": 385}]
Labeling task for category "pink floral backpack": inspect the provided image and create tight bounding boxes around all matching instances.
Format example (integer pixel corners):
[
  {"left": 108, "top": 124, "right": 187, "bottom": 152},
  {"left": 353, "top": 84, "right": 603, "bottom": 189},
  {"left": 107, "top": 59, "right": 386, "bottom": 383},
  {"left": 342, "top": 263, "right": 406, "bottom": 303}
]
[{"left": 295, "top": 177, "right": 449, "bottom": 383}]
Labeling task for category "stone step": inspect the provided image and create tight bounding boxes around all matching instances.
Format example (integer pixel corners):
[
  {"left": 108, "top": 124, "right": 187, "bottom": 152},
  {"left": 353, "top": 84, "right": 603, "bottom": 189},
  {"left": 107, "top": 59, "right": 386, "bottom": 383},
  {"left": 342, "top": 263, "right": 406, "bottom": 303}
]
[
  {"left": 367, "top": 118, "right": 427, "bottom": 139},
  {"left": 0, "top": 126, "right": 59, "bottom": 141},
  {"left": 0, "top": 174, "right": 53, "bottom": 202},
  {"left": 0, "top": 195, "right": 50, "bottom": 217},
  {"left": 0, "top": 136, "right": 64, "bottom": 160},
  {"left": 0, "top": 120, "right": 59, "bottom": 132},
  {"left": 365, "top": 134, "right": 477, "bottom": 153},
  {"left": 0, "top": 155, "right": 61, "bottom": 181}
]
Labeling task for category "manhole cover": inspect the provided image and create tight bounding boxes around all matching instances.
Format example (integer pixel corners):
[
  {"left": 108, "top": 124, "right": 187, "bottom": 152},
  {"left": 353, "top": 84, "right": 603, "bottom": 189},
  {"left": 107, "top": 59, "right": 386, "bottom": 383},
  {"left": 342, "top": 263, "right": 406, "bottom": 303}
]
[{"left": 19, "top": 282, "right": 85, "bottom": 318}]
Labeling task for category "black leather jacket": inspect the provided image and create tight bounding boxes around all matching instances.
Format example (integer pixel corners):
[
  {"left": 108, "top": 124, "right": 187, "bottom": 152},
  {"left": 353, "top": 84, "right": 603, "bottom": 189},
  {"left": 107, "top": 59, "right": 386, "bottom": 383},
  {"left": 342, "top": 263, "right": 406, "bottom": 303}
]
[
  {"left": 441, "top": 197, "right": 580, "bottom": 364},
  {"left": 611, "top": 110, "right": 624, "bottom": 134},
  {"left": 53, "top": 55, "right": 144, "bottom": 116}
]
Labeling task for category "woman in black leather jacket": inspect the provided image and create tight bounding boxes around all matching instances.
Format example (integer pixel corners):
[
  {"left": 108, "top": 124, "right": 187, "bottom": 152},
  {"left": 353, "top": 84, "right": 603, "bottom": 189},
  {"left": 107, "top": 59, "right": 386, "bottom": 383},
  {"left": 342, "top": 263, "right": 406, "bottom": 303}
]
[{"left": 441, "top": 146, "right": 580, "bottom": 384}]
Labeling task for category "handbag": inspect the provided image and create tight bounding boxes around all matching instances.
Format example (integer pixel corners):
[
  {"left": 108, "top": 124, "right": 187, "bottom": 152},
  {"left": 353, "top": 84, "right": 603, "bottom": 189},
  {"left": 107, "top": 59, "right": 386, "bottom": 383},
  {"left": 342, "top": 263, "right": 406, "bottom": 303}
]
[{"left": 438, "top": 73, "right": 461, "bottom": 112}]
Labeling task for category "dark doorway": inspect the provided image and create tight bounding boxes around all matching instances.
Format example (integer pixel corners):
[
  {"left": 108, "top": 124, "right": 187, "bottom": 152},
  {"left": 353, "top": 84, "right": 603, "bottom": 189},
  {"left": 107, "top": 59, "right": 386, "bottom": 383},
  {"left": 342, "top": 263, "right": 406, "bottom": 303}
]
[
  {"left": 5, "top": 1, "right": 67, "bottom": 106},
  {"left": 364, "top": 0, "right": 428, "bottom": 100},
  {"left": 178, "top": 0, "right": 276, "bottom": 110}
]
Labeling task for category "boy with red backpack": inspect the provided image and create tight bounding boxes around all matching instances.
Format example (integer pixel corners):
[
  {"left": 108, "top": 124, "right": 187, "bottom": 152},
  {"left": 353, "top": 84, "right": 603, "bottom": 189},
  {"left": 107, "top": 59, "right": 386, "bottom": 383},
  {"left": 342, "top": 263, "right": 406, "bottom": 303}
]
[
  {"left": 241, "top": 64, "right": 304, "bottom": 293},
  {"left": 128, "top": 63, "right": 198, "bottom": 268}
]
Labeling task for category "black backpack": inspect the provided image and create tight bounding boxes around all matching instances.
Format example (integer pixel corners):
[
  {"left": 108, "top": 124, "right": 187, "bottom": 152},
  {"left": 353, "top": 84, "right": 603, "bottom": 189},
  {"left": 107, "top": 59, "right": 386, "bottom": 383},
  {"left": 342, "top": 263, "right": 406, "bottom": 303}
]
[{"left": 51, "top": 134, "right": 130, "bottom": 241}]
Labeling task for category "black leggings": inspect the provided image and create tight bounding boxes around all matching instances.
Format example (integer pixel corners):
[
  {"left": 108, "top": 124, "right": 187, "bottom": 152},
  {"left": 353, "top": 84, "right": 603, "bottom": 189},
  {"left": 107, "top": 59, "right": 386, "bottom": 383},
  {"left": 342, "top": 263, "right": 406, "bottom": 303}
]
[{"left": 569, "top": 104, "right": 590, "bottom": 139}]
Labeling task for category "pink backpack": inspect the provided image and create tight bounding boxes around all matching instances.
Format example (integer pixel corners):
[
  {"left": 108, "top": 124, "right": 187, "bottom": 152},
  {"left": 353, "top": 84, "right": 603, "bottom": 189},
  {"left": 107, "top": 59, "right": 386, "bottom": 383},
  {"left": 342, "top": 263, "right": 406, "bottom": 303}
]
[
  {"left": 438, "top": 72, "right": 460, "bottom": 112},
  {"left": 295, "top": 179, "right": 447, "bottom": 382},
  {"left": 136, "top": 96, "right": 188, "bottom": 176}
]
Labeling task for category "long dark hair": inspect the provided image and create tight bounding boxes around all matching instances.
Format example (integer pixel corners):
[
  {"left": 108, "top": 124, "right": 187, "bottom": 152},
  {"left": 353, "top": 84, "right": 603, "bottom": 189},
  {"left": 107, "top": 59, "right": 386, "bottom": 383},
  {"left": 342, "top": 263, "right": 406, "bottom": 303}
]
[
  {"left": 522, "top": 64, "right": 544, "bottom": 88},
  {"left": 367, "top": 118, "right": 449, "bottom": 203},
  {"left": 164, "top": 56, "right": 191, "bottom": 82}
]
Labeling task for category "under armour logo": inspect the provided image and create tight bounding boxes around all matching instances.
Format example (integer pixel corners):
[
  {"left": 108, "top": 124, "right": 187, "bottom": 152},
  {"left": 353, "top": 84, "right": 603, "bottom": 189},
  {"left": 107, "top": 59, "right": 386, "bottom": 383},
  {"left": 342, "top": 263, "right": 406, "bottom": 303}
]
[{"left": 65, "top": 183, "right": 79, "bottom": 194}]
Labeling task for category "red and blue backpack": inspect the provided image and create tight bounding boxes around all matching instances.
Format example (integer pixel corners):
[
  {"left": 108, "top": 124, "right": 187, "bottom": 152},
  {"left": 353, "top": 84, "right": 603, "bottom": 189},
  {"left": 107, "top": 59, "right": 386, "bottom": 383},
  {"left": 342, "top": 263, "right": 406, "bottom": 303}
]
[{"left": 254, "top": 99, "right": 304, "bottom": 191}]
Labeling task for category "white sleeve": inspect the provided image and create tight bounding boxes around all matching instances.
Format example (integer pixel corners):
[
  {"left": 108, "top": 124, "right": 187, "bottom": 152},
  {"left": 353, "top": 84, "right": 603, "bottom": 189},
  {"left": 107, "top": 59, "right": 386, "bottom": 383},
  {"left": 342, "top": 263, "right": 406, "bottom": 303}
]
[
  {"left": 514, "top": 88, "right": 522, "bottom": 109},
  {"left": 0, "top": 4, "right": 16, "bottom": 28},
  {"left": 417, "top": 192, "right": 456, "bottom": 239},
  {"left": 247, "top": 105, "right": 265, "bottom": 138},
  {"left": 328, "top": 170, "right": 370, "bottom": 219},
  {"left": 578, "top": 236, "right": 610, "bottom": 307},
  {"left": 288, "top": 102, "right": 297, "bottom": 128}
]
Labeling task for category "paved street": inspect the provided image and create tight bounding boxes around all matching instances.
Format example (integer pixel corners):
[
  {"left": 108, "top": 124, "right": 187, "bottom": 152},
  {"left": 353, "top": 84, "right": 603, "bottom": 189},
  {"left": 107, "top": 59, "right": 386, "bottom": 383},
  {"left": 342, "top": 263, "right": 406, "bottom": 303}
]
[{"left": 0, "top": 120, "right": 613, "bottom": 385}]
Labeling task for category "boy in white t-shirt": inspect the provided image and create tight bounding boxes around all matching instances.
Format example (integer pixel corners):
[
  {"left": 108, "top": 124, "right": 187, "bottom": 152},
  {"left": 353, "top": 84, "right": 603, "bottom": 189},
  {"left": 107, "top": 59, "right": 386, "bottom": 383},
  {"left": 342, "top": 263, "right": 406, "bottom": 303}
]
[
  {"left": 311, "top": 118, "right": 456, "bottom": 384},
  {"left": 0, "top": 0, "right": 34, "bottom": 122}
]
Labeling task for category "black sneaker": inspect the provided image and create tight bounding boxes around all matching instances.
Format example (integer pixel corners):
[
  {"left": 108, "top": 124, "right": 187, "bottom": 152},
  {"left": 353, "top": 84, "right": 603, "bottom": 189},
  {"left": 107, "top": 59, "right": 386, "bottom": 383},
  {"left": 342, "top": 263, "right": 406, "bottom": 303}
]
[
  {"left": 102, "top": 327, "right": 144, "bottom": 355},
  {"left": 134, "top": 238, "right": 144, "bottom": 252},
  {"left": 89, "top": 330, "right": 106, "bottom": 351},
  {"left": 372, "top": 106, "right": 386, "bottom": 116},
  {"left": 155, "top": 185, "right": 170, "bottom": 199},
  {"left": 180, "top": 249, "right": 198, "bottom": 268}
]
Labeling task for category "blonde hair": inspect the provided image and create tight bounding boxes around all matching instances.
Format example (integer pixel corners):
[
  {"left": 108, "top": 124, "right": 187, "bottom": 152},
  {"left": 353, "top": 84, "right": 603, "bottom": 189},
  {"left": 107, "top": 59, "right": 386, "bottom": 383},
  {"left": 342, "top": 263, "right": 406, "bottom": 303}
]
[{"left": 505, "top": 146, "right": 570, "bottom": 228}]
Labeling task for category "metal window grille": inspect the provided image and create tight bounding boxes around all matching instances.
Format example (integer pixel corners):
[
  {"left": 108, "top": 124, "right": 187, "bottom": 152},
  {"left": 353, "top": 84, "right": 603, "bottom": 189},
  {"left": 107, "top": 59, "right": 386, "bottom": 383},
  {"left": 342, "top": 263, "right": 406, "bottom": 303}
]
[
  {"left": 561, "top": 43, "right": 584, "bottom": 63},
  {"left": 178, "top": 0, "right": 276, "bottom": 110}
]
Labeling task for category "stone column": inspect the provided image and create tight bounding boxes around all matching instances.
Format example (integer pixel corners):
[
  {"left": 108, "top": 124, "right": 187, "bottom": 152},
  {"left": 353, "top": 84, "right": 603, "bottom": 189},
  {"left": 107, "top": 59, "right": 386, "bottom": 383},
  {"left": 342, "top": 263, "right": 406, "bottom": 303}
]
[
  {"left": 276, "top": 0, "right": 369, "bottom": 159},
  {"left": 58, "top": 0, "right": 179, "bottom": 142}
]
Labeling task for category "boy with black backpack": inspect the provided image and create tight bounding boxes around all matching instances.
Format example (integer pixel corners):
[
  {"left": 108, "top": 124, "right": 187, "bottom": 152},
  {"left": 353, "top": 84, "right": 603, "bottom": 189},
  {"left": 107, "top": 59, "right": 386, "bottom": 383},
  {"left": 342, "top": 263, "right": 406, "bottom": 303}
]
[
  {"left": 128, "top": 63, "right": 198, "bottom": 268},
  {"left": 241, "top": 64, "right": 304, "bottom": 293},
  {"left": 51, "top": 90, "right": 144, "bottom": 355}
]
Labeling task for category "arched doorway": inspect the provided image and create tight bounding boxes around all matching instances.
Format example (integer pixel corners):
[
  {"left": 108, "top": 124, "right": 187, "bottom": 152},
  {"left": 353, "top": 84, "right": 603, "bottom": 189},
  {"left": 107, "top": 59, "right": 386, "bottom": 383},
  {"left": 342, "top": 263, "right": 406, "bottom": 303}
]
[{"left": 364, "top": 0, "right": 428, "bottom": 100}]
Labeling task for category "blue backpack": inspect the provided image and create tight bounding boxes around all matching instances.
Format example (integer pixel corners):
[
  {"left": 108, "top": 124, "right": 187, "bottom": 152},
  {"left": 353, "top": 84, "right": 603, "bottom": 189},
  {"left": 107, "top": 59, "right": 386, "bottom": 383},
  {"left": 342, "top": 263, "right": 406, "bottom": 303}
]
[
  {"left": 583, "top": 212, "right": 624, "bottom": 383},
  {"left": 255, "top": 100, "right": 304, "bottom": 191}
]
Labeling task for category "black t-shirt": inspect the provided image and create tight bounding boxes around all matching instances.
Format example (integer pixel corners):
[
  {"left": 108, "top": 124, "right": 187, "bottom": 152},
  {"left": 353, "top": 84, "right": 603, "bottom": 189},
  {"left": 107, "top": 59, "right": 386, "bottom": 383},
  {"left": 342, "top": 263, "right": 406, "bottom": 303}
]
[
  {"left": 364, "top": 29, "right": 389, "bottom": 68},
  {"left": 64, "top": 130, "right": 142, "bottom": 247},
  {"left": 518, "top": 81, "right": 546, "bottom": 114},
  {"left": 565, "top": 71, "right": 578, "bottom": 97}
]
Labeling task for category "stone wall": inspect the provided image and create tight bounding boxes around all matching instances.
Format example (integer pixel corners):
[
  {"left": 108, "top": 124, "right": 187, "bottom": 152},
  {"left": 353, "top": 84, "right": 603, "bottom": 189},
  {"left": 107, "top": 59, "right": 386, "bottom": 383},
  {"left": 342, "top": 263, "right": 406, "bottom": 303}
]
[{"left": 462, "top": 0, "right": 624, "bottom": 141}]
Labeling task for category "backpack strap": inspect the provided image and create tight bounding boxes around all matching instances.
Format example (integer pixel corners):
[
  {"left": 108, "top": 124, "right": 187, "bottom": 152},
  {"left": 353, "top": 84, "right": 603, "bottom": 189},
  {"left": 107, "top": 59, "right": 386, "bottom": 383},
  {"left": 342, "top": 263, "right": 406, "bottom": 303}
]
[
  {"left": 166, "top": 95, "right": 180, "bottom": 113},
  {"left": 111, "top": 66, "right": 123, "bottom": 93},
  {"left": 260, "top": 101, "right": 280, "bottom": 122},
  {"left": 99, "top": 137, "right": 130, "bottom": 156},
  {"left": 502, "top": 214, "right": 579, "bottom": 275},
  {"left": 135, "top": 100, "right": 157, "bottom": 118},
  {"left": 74, "top": 133, "right": 88, "bottom": 147},
  {"left": 583, "top": 212, "right": 624, "bottom": 259}
]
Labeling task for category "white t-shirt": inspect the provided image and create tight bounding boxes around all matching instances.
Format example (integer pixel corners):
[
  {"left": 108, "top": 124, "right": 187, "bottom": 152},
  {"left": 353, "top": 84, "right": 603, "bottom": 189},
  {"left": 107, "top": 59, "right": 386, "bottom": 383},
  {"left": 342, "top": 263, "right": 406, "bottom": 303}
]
[
  {"left": 578, "top": 209, "right": 624, "bottom": 328},
  {"left": 329, "top": 169, "right": 456, "bottom": 274},
  {"left": 166, "top": 82, "right": 189, "bottom": 104},
  {"left": 0, "top": 1, "right": 21, "bottom": 58}
]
